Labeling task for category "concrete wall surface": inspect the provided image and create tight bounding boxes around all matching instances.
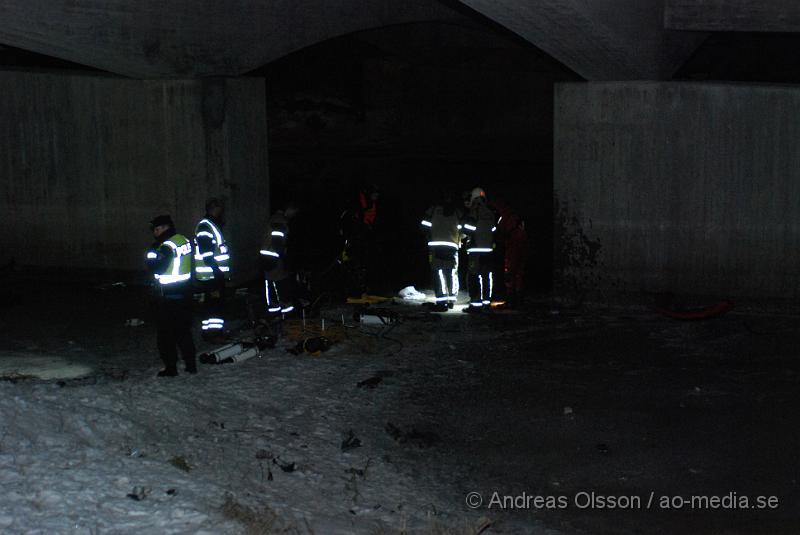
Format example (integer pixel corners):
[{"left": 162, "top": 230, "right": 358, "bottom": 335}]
[
  {"left": 665, "top": 0, "right": 800, "bottom": 32},
  {"left": 0, "top": 71, "right": 269, "bottom": 280},
  {"left": 555, "top": 82, "right": 800, "bottom": 298}
]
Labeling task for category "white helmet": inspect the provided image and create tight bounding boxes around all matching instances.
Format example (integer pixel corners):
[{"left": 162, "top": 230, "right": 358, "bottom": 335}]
[{"left": 470, "top": 187, "right": 486, "bottom": 202}]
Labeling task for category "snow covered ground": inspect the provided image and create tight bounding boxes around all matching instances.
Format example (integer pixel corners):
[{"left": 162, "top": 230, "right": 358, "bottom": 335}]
[
  {"left": 0, "top": 353, "right": 93, "bottom": 381},
  {"left": 0, "top": 299, "right": 505, "bottom": 534},
  {"left": 9, "top": 282, "right": 796, "bottom": 534}
]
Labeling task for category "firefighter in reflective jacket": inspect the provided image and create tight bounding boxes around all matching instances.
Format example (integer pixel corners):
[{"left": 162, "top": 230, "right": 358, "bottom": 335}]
[
  {"left": 194, "top": 198, "right": 230, "bottom": 340},
  {"left": 421, "top": 193, "right": 462, "bottom": 311},
  {"left": 146, "top": 214, "right": 197, "bottom": 377},
  {"left": 461, "top": 187, "right": 498, "bottom": 313},
  {"left": 260, "top": 203, "right": 298, "bottom": 316}
]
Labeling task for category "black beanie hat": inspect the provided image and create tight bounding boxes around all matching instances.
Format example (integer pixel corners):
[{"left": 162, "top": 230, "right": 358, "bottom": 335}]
[{"left": 149, "top": 214, "right": 174, "bottom": 228}]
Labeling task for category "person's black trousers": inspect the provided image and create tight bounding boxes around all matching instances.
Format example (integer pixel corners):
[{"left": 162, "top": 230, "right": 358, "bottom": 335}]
[
  {"left": 467, "top": 252, "right": 494, "bottom": 307},
  {"left": 265, "top": 276, "right": 295, "bottom": 314},
  {"left": 198, "top": 276, "right": 226, "bottom": 334},
  {"left": 156, "top": 295, "right": 197, "bottom": 372}
]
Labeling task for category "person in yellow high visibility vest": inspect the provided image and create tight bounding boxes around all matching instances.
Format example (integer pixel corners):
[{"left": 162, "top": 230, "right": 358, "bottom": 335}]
[{"left": 146, "top": 214, "right": 197, "bottom": 377}]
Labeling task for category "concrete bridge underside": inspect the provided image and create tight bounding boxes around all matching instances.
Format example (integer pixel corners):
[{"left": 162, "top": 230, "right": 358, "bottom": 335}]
[{"left": 0, "top": 0, "right": 707, "bottom": 80}]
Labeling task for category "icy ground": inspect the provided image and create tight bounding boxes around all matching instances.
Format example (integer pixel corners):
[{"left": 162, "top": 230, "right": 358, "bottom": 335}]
[
  {"left": 0, "top": 293, "right": 514, "bottom": 534},
  {"left": 3, "top": 282, "right": 800, "bottom": 534}
]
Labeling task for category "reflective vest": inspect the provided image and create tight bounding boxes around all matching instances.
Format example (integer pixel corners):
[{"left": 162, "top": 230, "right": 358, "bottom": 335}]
[
  {"left": 194, "top": 218, "right": 231, "bottom": 281},
  {"left": 421, "top": 205, "right": 462, "bottom": 250},
  {"left": 260, "top": 210, "right": 289, "bottom": 280},
  {"left": 260, "top": 211, "right": 288, "bottom": 260},
  {"left": 153, "top": 234, "right": 193, "bottom": 286},
  {"left": 463, "top": 203, "right": 497, "bottom": 254}
]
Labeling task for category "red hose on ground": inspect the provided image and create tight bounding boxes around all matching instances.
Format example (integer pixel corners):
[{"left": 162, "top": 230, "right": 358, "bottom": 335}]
[{"left": 655, "top": 300, "right": 735, "bottom": 320}]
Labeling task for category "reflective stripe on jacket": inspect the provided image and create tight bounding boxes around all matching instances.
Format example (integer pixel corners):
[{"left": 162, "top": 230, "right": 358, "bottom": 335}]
[
  {"left": 421, "top": 205, "right": 462, "bottom": 250},
  {"left": 194, "top": 218, "right": 230, "bottom": 281},
  {"left": 463, "top": 202, "right": 497, "bottom": 253},
  {"left": 261, "top": 211, "right": 289, "bottom": 280},
  {"left": 149, "top": 234, "right": 193, "bottom": 286}
]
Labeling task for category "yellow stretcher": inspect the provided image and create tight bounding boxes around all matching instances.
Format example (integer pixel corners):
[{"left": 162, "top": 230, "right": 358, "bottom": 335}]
[{"left": 345, "top": 294, "right": 393, "bottom": 304}]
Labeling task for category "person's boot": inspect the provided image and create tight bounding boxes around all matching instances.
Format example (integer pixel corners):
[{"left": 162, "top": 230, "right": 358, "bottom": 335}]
[
  {"left": 157, "top": 365, "right": 178, "bottom": 377},
  {"left": 280, "top": 305, "right": 297, "bottom": 319},
  {"left": 184, "top": 359, "right": 198, "bottom": 374}
]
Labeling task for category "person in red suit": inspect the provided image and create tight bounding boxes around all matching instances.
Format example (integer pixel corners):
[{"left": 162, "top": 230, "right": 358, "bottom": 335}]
[{"left": 489, "top": 198, "right": 529, "bottom": 308}]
